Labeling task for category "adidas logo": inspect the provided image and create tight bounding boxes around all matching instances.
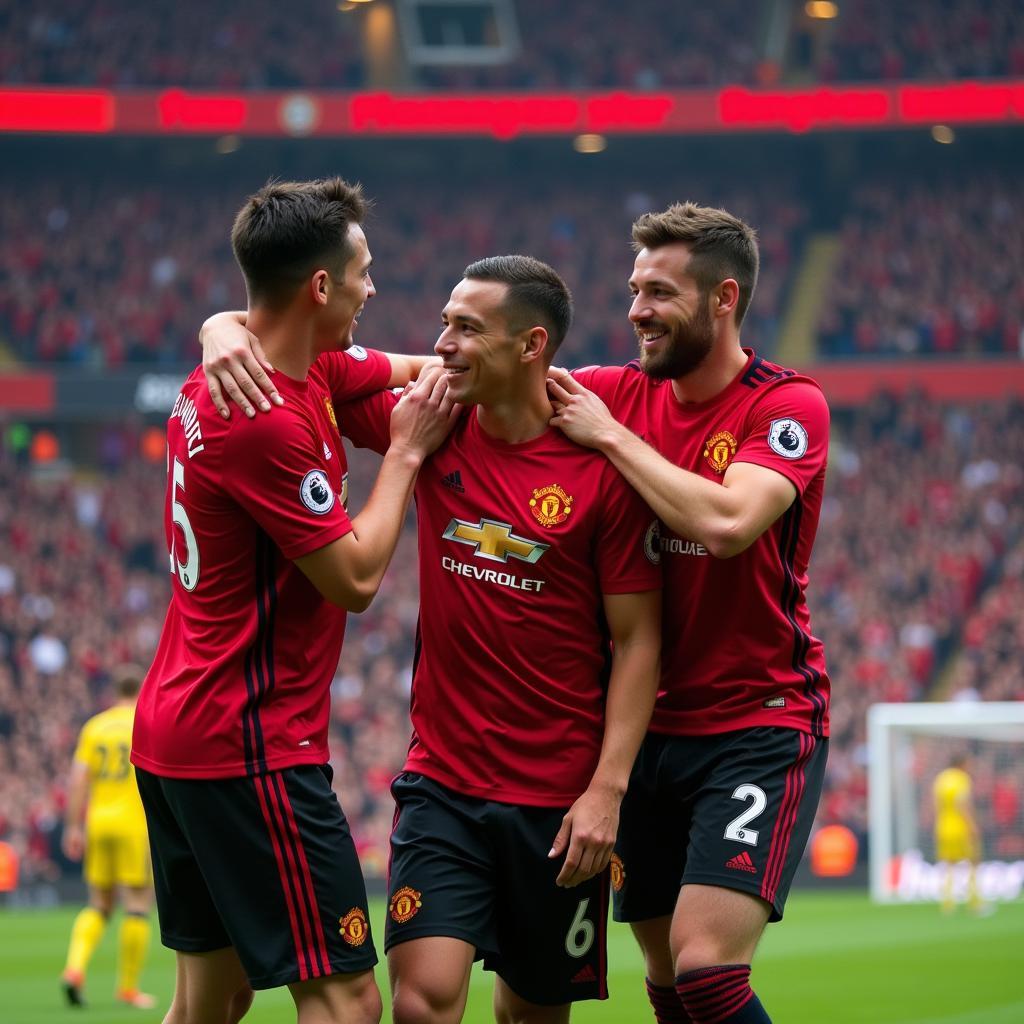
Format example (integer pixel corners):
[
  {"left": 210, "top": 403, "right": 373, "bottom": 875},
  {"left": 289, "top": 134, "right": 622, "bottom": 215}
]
[
  {"left": 725, "top": 851, "right": 757, "bottom": 874},
  {"left": 441, "top": 469, "right": 465, "bottom": 493},
  {"left": 571, "top": 964, "right": 597, "bottom": 984}
]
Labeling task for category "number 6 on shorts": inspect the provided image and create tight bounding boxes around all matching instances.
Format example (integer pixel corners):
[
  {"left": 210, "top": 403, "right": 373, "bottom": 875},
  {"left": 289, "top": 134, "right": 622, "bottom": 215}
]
[{"left": 565, "top": 897, "right": 595, "bottom": 958}]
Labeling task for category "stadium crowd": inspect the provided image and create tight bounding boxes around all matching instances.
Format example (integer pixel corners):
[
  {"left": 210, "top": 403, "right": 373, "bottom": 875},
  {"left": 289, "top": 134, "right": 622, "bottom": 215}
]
[
  {"left": 8, "top": 168, "right": 1024, "bottom": 370},
  {"left": 813, "top": 394, "right": 1024, "bottom": 843},
  {"left": 817, "top": 176, "right": 1024, "bottom": 359},
  {"left": 9, "top": 165, "right": 1024, "bottom": 371},
  {"left": 3, "top": 0, "right": 1023, "bottom": 90},
  {"left": 2, "top": 391, "right": 1021, "bottom": 886},
  {"left": 805, "top": 0, "right": 1024, "bottom": 84},
  {"left": 0, "top": 177, "right": 802, "bottom": 369}
]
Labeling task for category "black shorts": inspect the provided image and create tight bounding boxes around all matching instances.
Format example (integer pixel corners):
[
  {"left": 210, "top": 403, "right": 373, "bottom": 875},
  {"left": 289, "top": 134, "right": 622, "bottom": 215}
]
[
  {"left": 136, "top": 764, "right": 378, "bottom": 989},
  {"left": 613, "top": 728, "right": 827, "bottom": 924},
  {"left": 386, "top": 772, "right": 609, "bottom": 1006}
]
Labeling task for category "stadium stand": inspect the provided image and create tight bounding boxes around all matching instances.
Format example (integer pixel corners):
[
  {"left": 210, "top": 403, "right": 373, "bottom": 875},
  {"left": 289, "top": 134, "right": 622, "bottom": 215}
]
[
  {"left": 0, "top": 176, "right": 803, "bottom": 368},
  {"left": 817, "top": 175, "right": 1024, "bottom": 359},
  {"left": 0, "top": 0, "right": 366, "bottom": 88},
  {"left": 804, "top": 0, "right": 1024, "bottom": 83},
  {"left": 814, "top": 394, "right": 1024, "bottom": 844},
  {"left": 4, "top": 0, "right": 1022, "bottom": 90}
]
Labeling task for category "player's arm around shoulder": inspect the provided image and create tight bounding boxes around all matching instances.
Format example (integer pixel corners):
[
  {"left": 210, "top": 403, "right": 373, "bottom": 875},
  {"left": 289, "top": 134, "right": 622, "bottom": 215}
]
[
  {"left": 296, "top": 369, "right": 459, "bottom": 611},
  {"left": 383, "top": 352, "right": 442, "bottom": 387},
  {"left": 710, "top": 377, "right": 831, "bottom": 556},
  {"left": 198, "top": 306, "right": 439, "bottom": 417}
]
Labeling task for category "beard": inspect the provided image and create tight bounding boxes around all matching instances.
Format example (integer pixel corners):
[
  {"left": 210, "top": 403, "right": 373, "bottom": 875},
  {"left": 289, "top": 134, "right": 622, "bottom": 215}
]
[{"left": 637, "top": 298, "right": 715, "bottom": 380}]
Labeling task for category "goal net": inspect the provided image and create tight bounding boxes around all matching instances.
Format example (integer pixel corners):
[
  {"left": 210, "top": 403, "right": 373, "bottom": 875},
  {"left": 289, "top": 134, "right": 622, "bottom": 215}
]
[{"left": 867, "top": 702, "right": 1024, "bottom": 903}]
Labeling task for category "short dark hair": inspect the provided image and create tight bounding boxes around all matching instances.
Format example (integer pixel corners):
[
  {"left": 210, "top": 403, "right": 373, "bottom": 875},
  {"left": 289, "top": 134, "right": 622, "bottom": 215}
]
[
  {"left": 231, "top": 177, "right": 369, "bottom": 309},
  {"left": 112, "top": 666, "right": 144, "bottom": 700},
  {"left": 632, "top": 201, "right": 759, "bottom": 326},
  {"left": 462, "top": 254, "right": 573, "bottom": 354}
]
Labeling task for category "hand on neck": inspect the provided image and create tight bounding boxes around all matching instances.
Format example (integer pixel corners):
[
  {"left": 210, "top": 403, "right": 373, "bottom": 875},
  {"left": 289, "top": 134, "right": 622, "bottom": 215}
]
[{"left": 246, "top": 308, "right": 322, "bottom": 382}]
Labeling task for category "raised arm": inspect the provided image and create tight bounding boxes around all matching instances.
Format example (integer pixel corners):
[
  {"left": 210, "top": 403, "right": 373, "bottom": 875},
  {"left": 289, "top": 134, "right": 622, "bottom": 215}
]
[
  {"left": 199, "top": 311, "right": 281, "bottom": 418},
  {"left": 295, "top": 368, "right": 459, "bottom": 611},
  {"left": 547, "top": 372, "right": 796, "bottom": 558},
  {"left": 199, "top": 310, "right": 439, "bottom": 418},
  {"left": 384, "top": 352, "right": 442, "bottom": 388},
  {"left": 549, "top": 587, "right": 661, "bottom": 887}
]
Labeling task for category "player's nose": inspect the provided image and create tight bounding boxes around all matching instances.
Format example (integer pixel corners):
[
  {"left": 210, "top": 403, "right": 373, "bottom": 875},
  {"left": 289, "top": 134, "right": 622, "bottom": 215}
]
[{"left": 628, "top": 293, "right": 649, "bottom": 321}]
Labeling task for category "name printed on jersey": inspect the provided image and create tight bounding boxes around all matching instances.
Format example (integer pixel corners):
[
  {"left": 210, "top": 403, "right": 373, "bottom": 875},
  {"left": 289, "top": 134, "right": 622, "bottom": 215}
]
[{"left": 171, "top": 392, "right": 205, "bottom": 459}]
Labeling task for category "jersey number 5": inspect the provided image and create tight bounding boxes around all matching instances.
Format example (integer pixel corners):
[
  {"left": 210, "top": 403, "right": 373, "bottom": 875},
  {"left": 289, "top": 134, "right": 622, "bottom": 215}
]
[{"left": 169, "top": 455, "right": 200, "bottom": 591}]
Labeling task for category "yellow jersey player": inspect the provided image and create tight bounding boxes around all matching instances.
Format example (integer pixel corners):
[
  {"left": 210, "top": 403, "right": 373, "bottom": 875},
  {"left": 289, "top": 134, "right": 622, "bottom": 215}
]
[
  {"left": 933, "top": 754, "right": 985, "bottom": 915},
  {"left": 61, "top": 668, "right": 155, "bottom": 1009}
]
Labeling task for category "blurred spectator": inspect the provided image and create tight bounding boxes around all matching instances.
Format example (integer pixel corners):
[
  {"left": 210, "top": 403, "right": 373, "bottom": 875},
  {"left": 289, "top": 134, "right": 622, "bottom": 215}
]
[
  {"left": 0, "top": 0, "right": 365, "bottom": 88},
  {"left": 4, "top": 0, "right": 1022, "bottom": 90},
  {"left": 809, "top": 0, "right": 1024, "bottom": 83},
  {"left": 818, "top": 176, "right": 1024, "bottom": 359},
  {"left": 0, "top": 0, "right": 762, "bottom": 91},
  {"left": 811, "top": 394, "right": 1024, "bottom": 843},
  {"left": 0, "top": 176, "right": 803, "bottom": 368}
]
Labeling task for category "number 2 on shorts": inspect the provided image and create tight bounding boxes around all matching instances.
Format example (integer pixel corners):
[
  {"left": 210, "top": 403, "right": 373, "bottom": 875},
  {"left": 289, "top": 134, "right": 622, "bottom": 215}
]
[{"left": 724, "top": 783, "right": 767, "bottom": 846}]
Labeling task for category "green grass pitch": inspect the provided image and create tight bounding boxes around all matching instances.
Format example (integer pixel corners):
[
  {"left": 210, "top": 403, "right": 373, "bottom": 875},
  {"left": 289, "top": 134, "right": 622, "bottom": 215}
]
[{"left": 2, "top": 891, "right": 1021, "bottom": 1023}]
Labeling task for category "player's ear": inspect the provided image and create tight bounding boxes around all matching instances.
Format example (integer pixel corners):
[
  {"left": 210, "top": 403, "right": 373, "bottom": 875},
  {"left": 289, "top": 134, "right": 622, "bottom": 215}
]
[
  {"left": 311, "top": 269, "right": 330, "bottom": 306},
  {"left": 714, "top": 279, "right": 740, "bottom": 318},
  {"left": 521, "top": 325, "right": 549, "bottom": 364}
]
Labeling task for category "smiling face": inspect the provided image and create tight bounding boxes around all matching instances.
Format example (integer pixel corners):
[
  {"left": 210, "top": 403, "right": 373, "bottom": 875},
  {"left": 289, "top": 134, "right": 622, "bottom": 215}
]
[
  {"left": 628, "top": 242, "right": 716, "bottom": 380},
  {"left": 321, "top": 223, "right": 375, "bottom": 350},
  {"left": 434, "top": 277, "right": 534, "bottom": 405}
]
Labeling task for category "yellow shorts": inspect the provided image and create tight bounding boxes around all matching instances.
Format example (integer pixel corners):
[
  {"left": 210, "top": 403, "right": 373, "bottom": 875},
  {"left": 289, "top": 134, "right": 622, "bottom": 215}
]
[
  {"left": 84, "top": 826, "right": 152, "bottom": 890},
  {"left": 935, "top": 825, "right": 978, "bottom": 864}
]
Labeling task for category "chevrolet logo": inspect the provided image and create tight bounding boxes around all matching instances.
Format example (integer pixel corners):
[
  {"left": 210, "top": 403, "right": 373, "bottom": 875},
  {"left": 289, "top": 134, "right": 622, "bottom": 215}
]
[{"left": 442, "top": 518, "right": 549, "bottom": 564}]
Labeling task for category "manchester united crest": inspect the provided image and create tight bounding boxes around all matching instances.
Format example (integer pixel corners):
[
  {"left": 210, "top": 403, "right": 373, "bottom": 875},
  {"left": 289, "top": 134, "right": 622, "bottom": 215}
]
[
  {"left": 339, "top": 907, "right": 369, "bottom": 947},
  {"left": 389, "top": 886, "right": 423, "bottom": 924},
  {"left": 610, "top": 853, "right": 626, "bottom": 893},
  {"left": 324, "top": 397, "right": 339, "bottom": 433},
  {"left": 529, "top": 484, "right": 574, "bottom": 528},
  {"left": 703, "top": 430, "right": 738, "bottom": 474}
]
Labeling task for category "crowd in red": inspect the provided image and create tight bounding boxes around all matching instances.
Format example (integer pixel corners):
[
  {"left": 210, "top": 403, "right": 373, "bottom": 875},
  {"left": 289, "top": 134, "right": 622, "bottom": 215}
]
[
  {"left": 6, "top": 169, "right": 1023, "bottom": 370},
  {"left": 813, "top": 394, "right": 1024, "bottom": 845},
  {"left": 805, "top": 0, "right": 1024, "bottom": 84},
  {"left": 0, "top": 0, "right": 365, "bottom": 88},
  {"left": 3, "top": 0, "right": 1022, "bottom": 90},
  {"left": 0, "top": 178, "right": 801, "bottom": 369},
  {"left": 818, "top": 177, "right": 1024, "bottom": 359},
  {"left": 2, "top": 392, "right": 1020, "bottom": 884}
]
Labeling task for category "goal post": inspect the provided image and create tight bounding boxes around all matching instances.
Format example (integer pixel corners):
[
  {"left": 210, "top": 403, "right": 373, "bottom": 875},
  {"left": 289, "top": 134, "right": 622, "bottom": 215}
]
[{"left": 867, "top": 702, "right": 1024, "bottom": 903}]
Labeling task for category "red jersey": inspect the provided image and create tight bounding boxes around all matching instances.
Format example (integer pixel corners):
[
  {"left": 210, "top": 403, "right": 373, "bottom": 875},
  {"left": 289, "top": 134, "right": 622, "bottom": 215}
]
[
  {"left": 341, "top": 393, "right": 661, "bottom": 807},
  {"left": 132, "top": 346, "right": 392, "bottom": 779},
  {"left": 575, "top": 350, "right": 830, "bottom": 739}
]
